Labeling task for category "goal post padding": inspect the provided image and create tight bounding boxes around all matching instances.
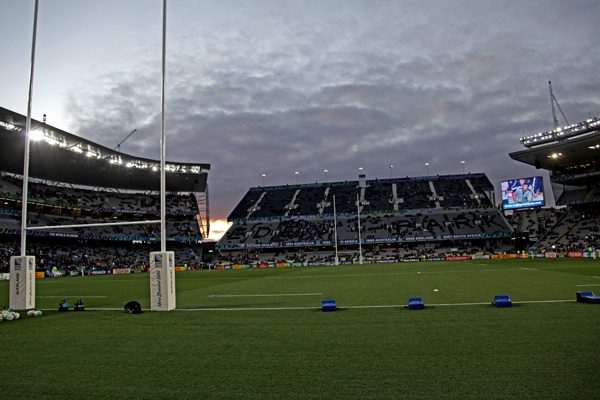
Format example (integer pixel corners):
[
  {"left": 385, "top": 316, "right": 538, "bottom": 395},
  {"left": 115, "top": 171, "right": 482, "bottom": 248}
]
[
  {"left": 10, "top": 256, "right": 36, "bottom": 310},
  {"left": 150, "top": 251, "right": 176, "bottom": 311}
]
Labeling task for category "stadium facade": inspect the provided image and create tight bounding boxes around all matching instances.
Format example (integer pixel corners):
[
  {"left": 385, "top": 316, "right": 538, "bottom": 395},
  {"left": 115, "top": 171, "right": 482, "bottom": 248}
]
[
  {"left": 0, "top": 106, "right": 213, "bottom": 272},
  {"left": 212, "top": 114, "right": 600, "bottom": 267},
  {"left": 508, "top": 115, "right": 600, "bottom": 251},
  {"left": 214, "top": 173, "right": 515, "bottom": 266},
  {"left": 3, "top": 104, "right": 600, "bottom": 272}
]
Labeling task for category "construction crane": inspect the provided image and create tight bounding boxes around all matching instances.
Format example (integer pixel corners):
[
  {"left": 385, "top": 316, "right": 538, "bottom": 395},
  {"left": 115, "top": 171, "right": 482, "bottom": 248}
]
[
  {"left": 114, "top": 129, "right": 137, "bottom": 152},
  {"left": 549, "top": 81, "right": 569, "bottom": 129}
]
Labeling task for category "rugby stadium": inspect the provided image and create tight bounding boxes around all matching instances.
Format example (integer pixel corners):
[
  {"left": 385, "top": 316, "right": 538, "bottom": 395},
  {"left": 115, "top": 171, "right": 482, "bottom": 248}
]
[{"left": 1, "top": 104, "right": 599, "bottom": 399}]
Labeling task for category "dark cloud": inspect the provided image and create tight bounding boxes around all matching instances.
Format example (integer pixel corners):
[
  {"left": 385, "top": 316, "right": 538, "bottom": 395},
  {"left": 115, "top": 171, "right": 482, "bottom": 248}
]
[{"left": 59, "top": 0, "right": 600, "bottom": 224}]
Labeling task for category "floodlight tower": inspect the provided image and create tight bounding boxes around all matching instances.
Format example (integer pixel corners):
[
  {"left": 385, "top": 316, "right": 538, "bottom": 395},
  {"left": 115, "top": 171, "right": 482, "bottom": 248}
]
[
  {"left": 549, "top": 81, "right": 569, "bottom": 129},
  {"left": 115, "top": 129, "right": 137, "bottom": 152}
]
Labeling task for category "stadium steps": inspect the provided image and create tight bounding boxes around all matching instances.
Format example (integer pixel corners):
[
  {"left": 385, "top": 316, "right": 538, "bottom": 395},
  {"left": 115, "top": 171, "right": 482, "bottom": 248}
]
[
  {"left": 428, "top": 181, "right": 441, "bottom": 208},
  {"left": 391, "top": 183, "right": 399, "bottom": 210},
  {"left": 319, "top": 188, "right": 330, "bottom": 214},
  {"left": 497, "top": 211, "right": 514, "bottom": 234},
  {"left": 584, "top": 187, "right": 596, "bottom": 201},
  {"left": 555, "top": 220, "right": 583, "bottom": 246},
  {"left": 532, "top": 211, "right": 574, "bottom": 248},
  {"left": 284, "top": 189, "right": 301, "bottom": 217},
  {"left": 465, "top": 179, "right": 482, "bottom": 205},
  {"left": 246, "top": 191, "right": 267, "bottom": 219}
]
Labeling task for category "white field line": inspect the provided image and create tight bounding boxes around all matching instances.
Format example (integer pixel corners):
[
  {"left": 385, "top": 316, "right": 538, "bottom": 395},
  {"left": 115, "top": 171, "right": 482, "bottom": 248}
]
[
  {"left": 280, "top": 264, "right": 597, "bottom": 279},
  {"left": 267, "top": 268, "right": 524, "bottom": 279},
  {"left": 35, "top": 294, "right": 108, "bottom": 299},
  {"left": 537, "top": 265, "right": 598, "bottom": 269},
  {"left": 36, "top": 280, "right": 143, "bottom": 283},
  {"left": 178, "top": 307, "right": 319, "bottom": 311},
  {"left": 576, "top": 284, "right": 600, "bottom": 287},
  {"left": 514, "top": 299, "right": 573, "bottom": 304},
  {"left": 181, "top": 299, "right": 575, "bottom": 310},
  {"left": 31, "top": 266, "right": 599, "bottom": 284},
  {"left": 49, "top": 299, "right": 575, "bottom": 312},
  {"left": 45, "top": 308, "right": 126, "bottom": 311},
  {"left": 207, "top": 293, "right": 323, "bottom": 298}
]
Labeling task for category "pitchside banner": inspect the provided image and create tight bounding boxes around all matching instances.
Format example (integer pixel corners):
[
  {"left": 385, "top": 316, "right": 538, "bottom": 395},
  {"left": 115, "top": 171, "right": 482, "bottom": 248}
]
[
  {"left": 150, "top": 251, "right": 176, "bottom": 311},
  {"left": 10, "top": 256, "right": 36, "bottom": 310}
]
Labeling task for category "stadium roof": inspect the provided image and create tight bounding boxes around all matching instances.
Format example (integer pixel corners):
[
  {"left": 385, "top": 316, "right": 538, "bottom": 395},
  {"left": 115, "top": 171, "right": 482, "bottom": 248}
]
[
  {"left": 509, "top": 117, "right": 600, "bottom": 186},
  {"left": 0, "top": 106, "right": 209, "bottom": 192}
]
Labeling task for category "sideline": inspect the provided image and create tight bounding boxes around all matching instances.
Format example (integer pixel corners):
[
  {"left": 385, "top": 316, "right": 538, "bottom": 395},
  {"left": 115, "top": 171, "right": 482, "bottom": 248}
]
[
  {"left": 42, "top": 298, "right": 575, "bottom": 312},
  {"left": 206, "top": 293, "right": 323, "bottom": 297}
]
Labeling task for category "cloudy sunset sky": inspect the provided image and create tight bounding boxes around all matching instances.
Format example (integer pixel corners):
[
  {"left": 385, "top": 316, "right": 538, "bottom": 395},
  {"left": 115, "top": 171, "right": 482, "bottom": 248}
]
[{"left": 1, "top": 0, "right": 599, "bottom": 239}]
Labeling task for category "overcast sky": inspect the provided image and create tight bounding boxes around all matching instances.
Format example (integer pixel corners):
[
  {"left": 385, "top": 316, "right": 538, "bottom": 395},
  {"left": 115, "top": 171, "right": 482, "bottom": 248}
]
[{"left": 1, "top": 0, "right": 600, "bottom": 239}]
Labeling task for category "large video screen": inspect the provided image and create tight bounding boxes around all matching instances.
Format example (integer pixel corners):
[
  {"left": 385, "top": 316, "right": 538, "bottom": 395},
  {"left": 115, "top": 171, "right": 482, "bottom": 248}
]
[{"left": 501, "top": 176, "right": 545, "bottom": 209}]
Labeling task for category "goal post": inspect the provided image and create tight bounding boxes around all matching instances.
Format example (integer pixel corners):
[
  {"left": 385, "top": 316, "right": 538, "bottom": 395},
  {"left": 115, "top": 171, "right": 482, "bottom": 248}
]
[
  {"left": 9, "top": 256, "right": 36, "bottom": 310},
  {"left": 150, "top": 251, "right": 176, "bottom": 311}
]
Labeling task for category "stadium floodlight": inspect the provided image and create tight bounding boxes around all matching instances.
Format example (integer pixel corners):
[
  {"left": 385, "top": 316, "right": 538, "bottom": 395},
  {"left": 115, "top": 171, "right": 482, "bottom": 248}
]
[
  {"left": 461, "top": 161, "right": 465, "bottom": 173},
  {"left": 0, "top": 120, "right": 21, "bottom": 131},
  {"left": 30, "top": 130, "right": 43, "bottom": 141},
  {"left": 520, "top": 116, "right": 600, "bottom": 147},
  {"left": 295, "top": 171, "right": 299, "bottom": 184},
  {"left": 425, "top": 163, "right": 429, "bottom": 175},
  {"left": 390, "top": 165, "right": 393, "bottom": 178},
  {"left": 324, "top": 169, "right": 328, "bottom": 182}
]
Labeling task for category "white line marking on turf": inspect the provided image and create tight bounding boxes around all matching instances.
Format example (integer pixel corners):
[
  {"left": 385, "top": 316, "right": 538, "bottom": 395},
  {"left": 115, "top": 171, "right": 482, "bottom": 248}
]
[
  {"left": 207, "top": 293, "right": 323, "bottom": 298},
  {"left": 48, "top": 299, "right": 575, "bottom": 312},
  {"left": 180, "top": 299, "right": 577, "bottom": 311},
  {"left": 576, "top": 284, "right": 600, "bottom": 286},
  {"left": 519, "top": 267, "right": 538, "bottom": 270},
  {"left": 178, "top": 307, "right": 320, "bottom": 311},
  {"left": 269, "top": 268, "right": 523, "bottom": 279},
  {"left": 516, "top": 300, "right": 573, "bottom": 304},
  {"left": 37, "top": 280, "right": 142, "bottom": 283},
  {"left": 35, "top": 294, "right": 108, "bottom": 299}
]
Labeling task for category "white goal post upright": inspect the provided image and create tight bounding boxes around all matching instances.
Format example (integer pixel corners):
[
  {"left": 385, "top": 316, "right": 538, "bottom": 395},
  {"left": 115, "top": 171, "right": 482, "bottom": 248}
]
[
  {"left": 149, "top": 0, "right": 176, "bottom": 311},
  {"left": 11, "top": 0, "right": 39, "bottom": 310},
  {"left": 8, "top": 0, "right": 178, "bottom": 311},
  {"left": 333, "top": 195, "right": 339, "bottom": 265},
  {"left": 10, "top": 256, "right": 35, "bottom": 310},
  {"left": 150, "top": 251, "right": 175, "bottom": 311}
]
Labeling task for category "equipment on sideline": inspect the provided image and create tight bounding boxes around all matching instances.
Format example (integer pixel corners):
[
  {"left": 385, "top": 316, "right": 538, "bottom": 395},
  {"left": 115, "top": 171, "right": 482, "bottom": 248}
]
[{"left": 125, "top": 301, "right": 143, "bottom": 314}]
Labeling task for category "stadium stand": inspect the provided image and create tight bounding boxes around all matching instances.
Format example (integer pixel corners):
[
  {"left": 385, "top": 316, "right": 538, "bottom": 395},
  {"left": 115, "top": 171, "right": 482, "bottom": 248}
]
[
  {"left": 215, "top": 174, "right": 513, "bottom": 264},
  {"left": 0, "top": 106, "right": 213, "bottom": 274},
  {"left": 509, "top": 115, "right": 600, "bottom": 253}
]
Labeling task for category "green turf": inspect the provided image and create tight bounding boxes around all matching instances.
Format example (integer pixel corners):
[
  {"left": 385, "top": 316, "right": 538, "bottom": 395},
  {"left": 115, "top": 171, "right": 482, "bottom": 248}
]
[{"left": 1, "top": 258, "right": 599, "bottom": 399}]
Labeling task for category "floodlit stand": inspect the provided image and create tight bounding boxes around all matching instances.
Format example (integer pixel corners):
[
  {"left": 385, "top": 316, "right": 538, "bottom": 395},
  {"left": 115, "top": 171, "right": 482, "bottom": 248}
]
[
  {"left": 9, "top": 256, "right": 35, "bottom": 310},
  {"left": 150, "top": 251, "right": 176, "bottom": 311}
]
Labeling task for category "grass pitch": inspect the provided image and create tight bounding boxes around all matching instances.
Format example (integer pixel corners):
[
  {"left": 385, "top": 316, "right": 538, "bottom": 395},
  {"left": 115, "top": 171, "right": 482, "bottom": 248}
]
[{"left": 1, "top": 258, "right": 599, "bottom": 399}]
